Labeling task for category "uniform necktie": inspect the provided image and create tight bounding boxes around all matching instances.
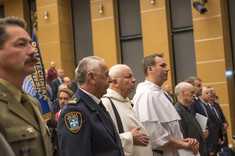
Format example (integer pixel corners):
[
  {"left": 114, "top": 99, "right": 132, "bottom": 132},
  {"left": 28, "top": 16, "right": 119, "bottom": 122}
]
[
  {"left": 99, "top": 101, "right": 108, "bottom": 115},
  {"left": 21, "top": 92, "right": 36, "bottom": 119}
]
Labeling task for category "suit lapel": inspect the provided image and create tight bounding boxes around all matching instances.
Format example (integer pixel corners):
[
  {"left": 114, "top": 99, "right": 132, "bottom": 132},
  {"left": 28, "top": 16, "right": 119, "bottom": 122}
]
[
  {"left": 8, "top": 95, "right": 40, "bottom": 131},
  {"left": 0, "top": 83, "right": 40, "bottom": 131}
]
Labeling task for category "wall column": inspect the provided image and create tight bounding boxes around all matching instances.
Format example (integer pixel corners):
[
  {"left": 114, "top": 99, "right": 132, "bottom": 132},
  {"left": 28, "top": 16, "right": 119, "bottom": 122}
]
[
  {"left": 139, "top": 0, "right": 175, "bottom": 87},
  {"left": 90, "top": 0, "right": 120, "bottom": 67},
  {"left": 36, "top": 0, "right": 74, "bottom": 78}
]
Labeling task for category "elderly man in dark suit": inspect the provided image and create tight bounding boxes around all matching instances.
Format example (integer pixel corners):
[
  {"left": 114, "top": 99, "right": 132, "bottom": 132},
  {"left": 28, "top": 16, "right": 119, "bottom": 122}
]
[
  {"left": 208, "top": 87, "right": 228, "bottom": 148},
  {"left": 0, "top": 16, "right": 51, "bottom": 156},
  {"left": 58, "top": 56, "right": 124, "bottom": 156},
  {"left": 201, "top": 87, "right": 222, "bottom": 156},
  {"left": 174, "top": 82, "right": 208, "bottom": 156}
]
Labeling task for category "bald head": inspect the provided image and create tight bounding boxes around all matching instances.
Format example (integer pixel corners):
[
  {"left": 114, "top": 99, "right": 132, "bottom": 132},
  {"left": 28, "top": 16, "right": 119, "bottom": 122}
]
[
  {"left": 50, "top": 61, "right": 55, "bottom": 69},
  {"left": 109, "top": 64, "right": 136, "bottom": 98},
  {"left": 64, "top": 76, "right": 72, "bottom": 88},
  {"left": 57, "top": 68, "right": 64, "bottom": 79},
  {"left": 175, "top": 82, "right": 195, "bottom": 107},
  {"left": 109, "top": 64, "right": 129, "bottom": 78}
]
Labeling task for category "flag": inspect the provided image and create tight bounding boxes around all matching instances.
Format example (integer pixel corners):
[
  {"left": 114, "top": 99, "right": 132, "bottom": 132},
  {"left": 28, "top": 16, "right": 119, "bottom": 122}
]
[{"left": 23, "top": 29, "right": 51, "bottom": 119}]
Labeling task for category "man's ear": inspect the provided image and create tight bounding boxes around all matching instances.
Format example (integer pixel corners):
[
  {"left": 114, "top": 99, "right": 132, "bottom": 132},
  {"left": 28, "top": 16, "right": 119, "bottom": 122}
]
[
  {"left": 147, "top": 66, "right": 153, "bottom": 73},
  {"left": 112, "top": 78, "right": 120, "bottom": 87},
  {"left": 181, "top": 90, "right": 185, "bottom": 96},
  {"left": 87, "top": 72, "right": 95, "bottom": 84}
]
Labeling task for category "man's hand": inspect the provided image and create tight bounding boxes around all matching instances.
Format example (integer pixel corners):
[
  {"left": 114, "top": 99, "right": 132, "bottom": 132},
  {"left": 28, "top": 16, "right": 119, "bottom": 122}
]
[
  {"left": 203, "top": 129, "right": 209, "bottom": 139},
  {"left": 223, "top": 123, "right": 228, "bottom": 134},
  {"left": 182, "top": 138, "right": 199, "bottom": 155},
  {"left": 131, "top": 126, "right": 150, "bottom": 146}
]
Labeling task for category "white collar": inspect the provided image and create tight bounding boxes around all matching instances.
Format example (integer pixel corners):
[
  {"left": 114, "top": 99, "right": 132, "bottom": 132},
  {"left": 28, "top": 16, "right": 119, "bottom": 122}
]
[{"left": 80, "top": 88, "right": 100, "bottom": 104}]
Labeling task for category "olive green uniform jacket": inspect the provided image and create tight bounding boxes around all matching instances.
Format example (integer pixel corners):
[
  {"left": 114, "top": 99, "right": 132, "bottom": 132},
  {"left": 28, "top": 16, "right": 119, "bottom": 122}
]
[{"left": 0, "top": 82, "right": 52, "bottom": 156}]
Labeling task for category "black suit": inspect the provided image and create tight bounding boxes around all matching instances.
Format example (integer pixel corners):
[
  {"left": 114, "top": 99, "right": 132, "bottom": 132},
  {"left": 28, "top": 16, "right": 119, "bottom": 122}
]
[
  {"left": 47, "top": 112, "right": 60, "bottom": 156},
  {"left": 213, "top": 102, "right": 228, "bottom": 147},
  {"left": 189, "top": 97, "right": 208, "bottom": 117},
  {"left": 203, "top": 102, "right": 222, "bottom": 155},
  {"left": 51, "top": 78, "right": 62, "bottom": 101},
  {"left": 58, "top": 88, "right": 124, "bottom": 156},
  {"left": 175, "top": 101, "right": 207, "bottom": 156},
  {"left": 190, "top": 98, "right": 214, "bottom": 154},
  {"left": 52, "top": 99, "right": 60, "bottom": 114}
]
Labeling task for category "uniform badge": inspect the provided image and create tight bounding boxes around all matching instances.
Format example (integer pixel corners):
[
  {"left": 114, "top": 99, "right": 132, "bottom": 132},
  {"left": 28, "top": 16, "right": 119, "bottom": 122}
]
[{"left": 65, "top": 112, "right": 82, "bottom": 133}]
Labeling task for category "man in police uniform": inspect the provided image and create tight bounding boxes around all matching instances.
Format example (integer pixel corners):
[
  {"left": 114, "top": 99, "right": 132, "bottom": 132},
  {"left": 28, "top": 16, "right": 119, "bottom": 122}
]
[
  {"left": 0, "top": 16, "right": 51, "bottom": 156},
  {"left": 58, "top": 56, "right": 124, "bottom": 156}
]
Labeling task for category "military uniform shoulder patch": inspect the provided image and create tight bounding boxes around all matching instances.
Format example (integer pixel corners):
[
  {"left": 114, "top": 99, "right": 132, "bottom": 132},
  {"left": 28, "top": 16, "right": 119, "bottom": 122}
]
[
  {"left": 64, "top": 112, "right": 82, "bottom": 133},
  {"left": 69, "top": 98, "right": 77, "bottom": 104}
]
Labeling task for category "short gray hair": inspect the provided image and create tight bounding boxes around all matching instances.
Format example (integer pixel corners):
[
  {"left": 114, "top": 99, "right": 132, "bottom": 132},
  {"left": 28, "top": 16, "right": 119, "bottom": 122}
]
[
  {"left": 75, "top": 56, "right": 105, "bottom": 85},
  {"left": 109, "top": 64, "right": 128, "bottom": 78},
  {"left": 0, "top": 16, "right": 26, "bottom": 50},
  {"left": 175, "top": 82, "right": 192, "bottom": 96}
]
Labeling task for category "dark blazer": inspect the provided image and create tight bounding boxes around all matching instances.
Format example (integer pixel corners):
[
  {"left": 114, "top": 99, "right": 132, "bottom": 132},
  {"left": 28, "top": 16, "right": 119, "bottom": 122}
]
[
  {"left": 70, "top": 79, "right": 78, "bottom": 93},
  {"left": 52, "top": 99, "right": 60, "bottom": 114},
  {"left": 213, "top": 102, "right": 228, "bottom": 147},
  {"left": 203, "top": 102, "right": 222, "bottom": 154},
  {"left": 0, "top": 82, "right": 52, "bottom": 156},
  {"left": 213, "top": 102, "right": 227, "bottom": 125},
  {"left": 57, "top": 88, "right": 124, "bottom": 156},
  {"left": 47, "top": 112, "right": 60, "bottom": 156},
  {"left": 51, "top": 78, "right": 62, "bottom": 101},
  {"left": 174, "top": 101, "right": 207, "bottom": 156},
  {"left": 189, "top": 97, "right": 208, "bottom": 117}
]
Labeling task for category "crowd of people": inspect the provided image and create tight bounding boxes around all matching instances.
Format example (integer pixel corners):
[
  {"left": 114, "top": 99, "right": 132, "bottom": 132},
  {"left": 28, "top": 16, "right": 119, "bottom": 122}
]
[{"left": 0, "top": 16, "right": 235, "bottom": 156}]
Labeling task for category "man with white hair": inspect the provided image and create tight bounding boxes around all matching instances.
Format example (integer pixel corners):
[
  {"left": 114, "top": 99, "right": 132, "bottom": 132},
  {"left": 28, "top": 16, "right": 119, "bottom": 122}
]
[
  {"left": 174, "top": 82, "right": 207, "bottom": 156},
  {"left": 200, "top": 87, "right": 221, "bottom": 156},
  {"left": 102, "top": 64, "right": 152, "bottom": 156}
]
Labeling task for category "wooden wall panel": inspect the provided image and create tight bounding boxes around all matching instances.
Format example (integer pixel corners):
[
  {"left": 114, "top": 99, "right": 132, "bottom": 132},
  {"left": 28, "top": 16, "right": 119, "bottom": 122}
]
[
  {"left": 90, "top": 0, "right": 120, "bottom": 68},
  {"left": 140, "top": 0, "right": 173, "bottom": 88},
  {"left": 195, "top": 39, "right": 224, "bottom": 62}
]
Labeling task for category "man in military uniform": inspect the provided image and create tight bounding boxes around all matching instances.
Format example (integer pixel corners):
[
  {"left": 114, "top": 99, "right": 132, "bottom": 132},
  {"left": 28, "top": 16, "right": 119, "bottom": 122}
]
[
  {"left": 0, "top": 16, "right": 52, "bottom": 156},
  {"left": 58, "top": 56, "right": 124, "bottom": 156}
]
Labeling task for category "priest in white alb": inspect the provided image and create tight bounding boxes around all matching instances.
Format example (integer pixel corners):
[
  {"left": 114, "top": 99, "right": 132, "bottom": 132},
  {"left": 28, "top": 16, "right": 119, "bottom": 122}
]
[{"left": 133, "top": 54, "right": 199, "bottom": 156}]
